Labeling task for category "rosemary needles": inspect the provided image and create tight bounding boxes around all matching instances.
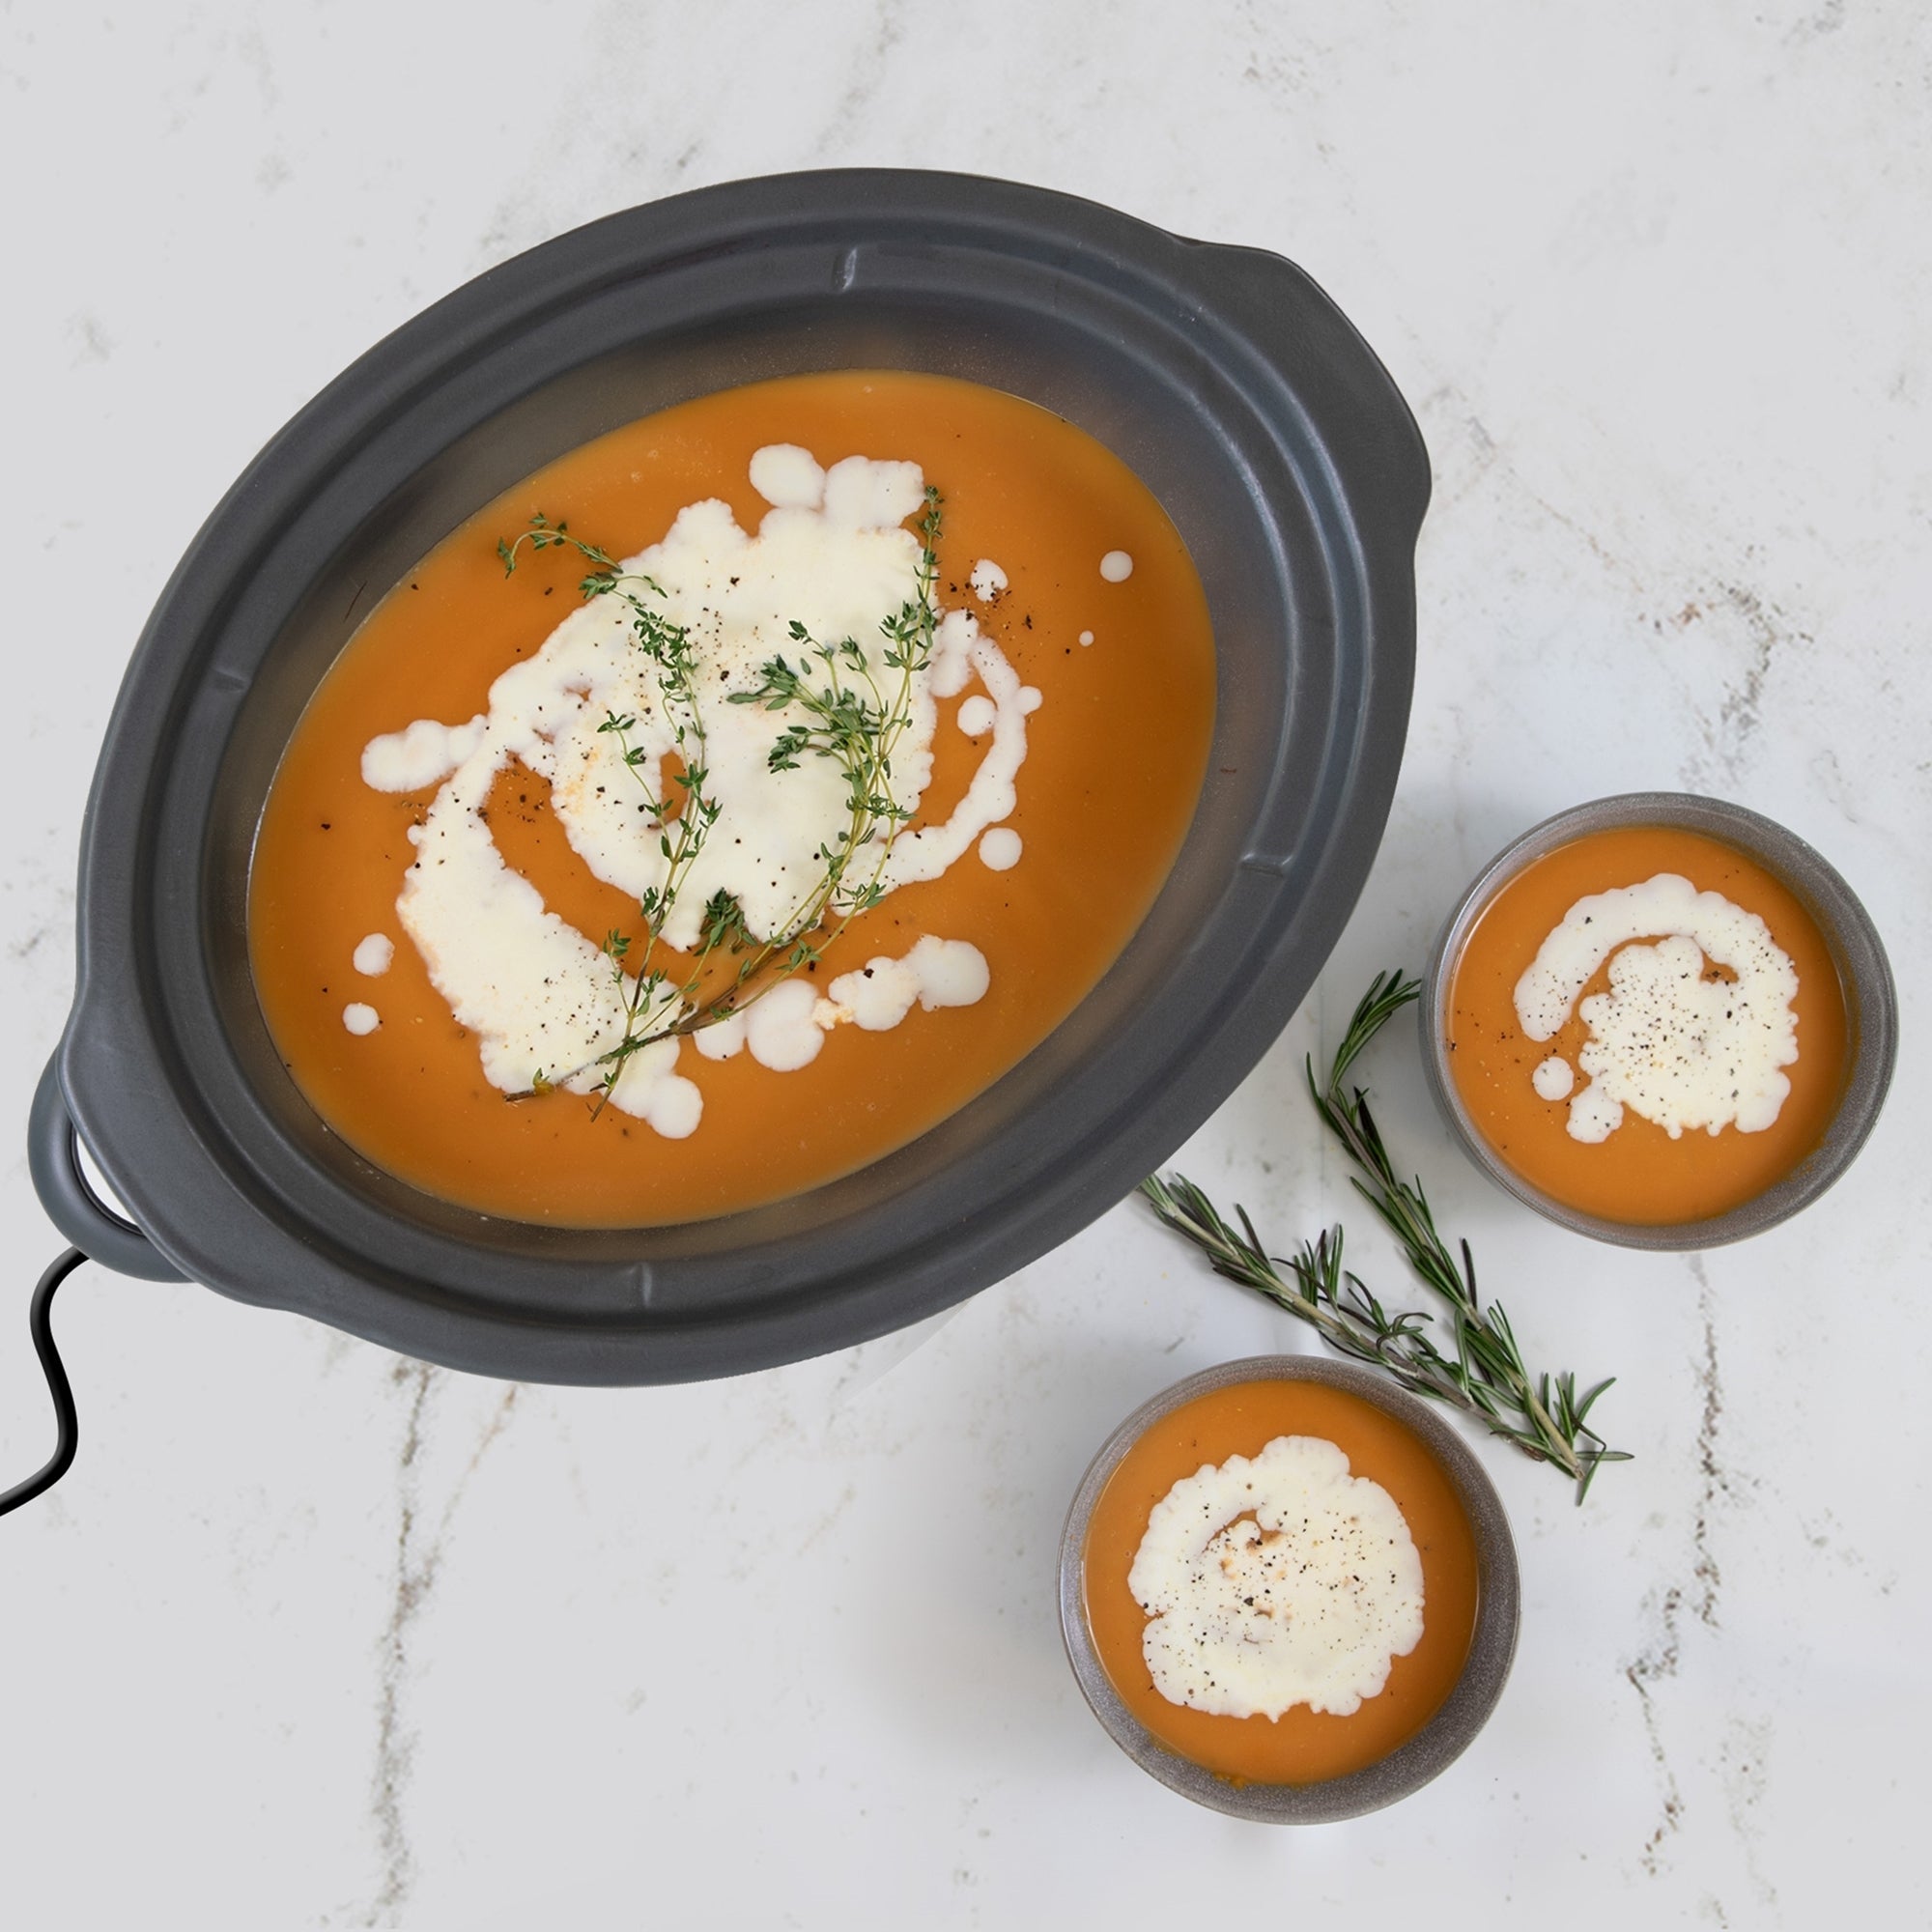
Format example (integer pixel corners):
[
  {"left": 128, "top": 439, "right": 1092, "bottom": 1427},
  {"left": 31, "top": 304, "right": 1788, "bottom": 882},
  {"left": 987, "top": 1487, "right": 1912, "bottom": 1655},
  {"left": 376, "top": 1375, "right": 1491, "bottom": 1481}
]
[{"left": 1140, "top": 972, "right": 1631, "bottom": 1504}]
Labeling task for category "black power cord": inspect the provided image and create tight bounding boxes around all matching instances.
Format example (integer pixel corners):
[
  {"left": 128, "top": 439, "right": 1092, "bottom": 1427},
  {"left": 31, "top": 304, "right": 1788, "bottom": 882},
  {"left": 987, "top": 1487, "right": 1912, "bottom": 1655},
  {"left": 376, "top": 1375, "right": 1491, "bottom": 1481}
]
[{"left": 0, "top": 1248, "right": 86, "bottom": 1519}]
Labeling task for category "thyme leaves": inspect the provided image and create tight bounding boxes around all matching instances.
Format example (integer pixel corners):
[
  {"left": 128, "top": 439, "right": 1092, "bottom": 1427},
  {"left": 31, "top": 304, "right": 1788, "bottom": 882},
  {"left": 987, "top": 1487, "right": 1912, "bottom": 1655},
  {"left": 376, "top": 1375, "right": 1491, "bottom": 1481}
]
[{"left": 493, "top": 492, "right": 944, "bottom": 1113}]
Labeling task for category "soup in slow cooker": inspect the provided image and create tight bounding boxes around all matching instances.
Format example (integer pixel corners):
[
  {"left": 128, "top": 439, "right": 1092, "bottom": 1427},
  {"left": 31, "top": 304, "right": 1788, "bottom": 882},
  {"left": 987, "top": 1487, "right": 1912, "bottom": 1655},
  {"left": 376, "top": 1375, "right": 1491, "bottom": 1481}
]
[{"left": 248, "top": 371, "right": 1216, "bottom": 1225}]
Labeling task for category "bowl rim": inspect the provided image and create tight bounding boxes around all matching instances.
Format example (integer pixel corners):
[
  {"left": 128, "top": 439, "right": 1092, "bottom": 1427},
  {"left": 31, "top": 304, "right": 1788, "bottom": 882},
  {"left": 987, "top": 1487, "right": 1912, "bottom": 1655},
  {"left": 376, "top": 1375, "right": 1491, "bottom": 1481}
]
[
  {"left": 1057, "top": 1352, "right": 1520, "bottom": 1824},
  {"left": 1418, "top": 789, "right": 1898, "bottom": 1250}
]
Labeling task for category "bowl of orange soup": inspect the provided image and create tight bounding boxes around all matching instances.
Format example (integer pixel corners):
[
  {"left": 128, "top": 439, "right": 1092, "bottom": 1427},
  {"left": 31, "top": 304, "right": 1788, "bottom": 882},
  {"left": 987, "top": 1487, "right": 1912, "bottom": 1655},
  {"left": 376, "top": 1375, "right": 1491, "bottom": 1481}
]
[
  {"left": 1422, "top": 793, "right": 1895, "bottom": 1248},
  {"left": 28, "top": 170, "right": 1428, "bottom": 1383},
  {"left": 1060, "top": 1355, "right": 1520, "bottom": 1822}
]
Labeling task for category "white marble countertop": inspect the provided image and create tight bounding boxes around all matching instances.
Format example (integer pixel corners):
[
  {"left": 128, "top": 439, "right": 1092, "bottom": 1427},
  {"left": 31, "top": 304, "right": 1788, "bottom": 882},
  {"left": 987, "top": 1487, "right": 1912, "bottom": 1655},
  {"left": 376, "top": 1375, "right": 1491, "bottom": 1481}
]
[{"left": 3, "top": 4, "right": 1926, "bottom": 1926}]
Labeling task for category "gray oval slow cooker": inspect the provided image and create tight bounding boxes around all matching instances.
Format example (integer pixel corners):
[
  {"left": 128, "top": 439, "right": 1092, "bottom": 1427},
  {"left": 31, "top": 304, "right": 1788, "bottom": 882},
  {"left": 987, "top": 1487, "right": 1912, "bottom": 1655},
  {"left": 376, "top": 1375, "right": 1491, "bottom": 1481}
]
[{"left": 29, "top": 169, "right": 1428, "bottom": 1384}]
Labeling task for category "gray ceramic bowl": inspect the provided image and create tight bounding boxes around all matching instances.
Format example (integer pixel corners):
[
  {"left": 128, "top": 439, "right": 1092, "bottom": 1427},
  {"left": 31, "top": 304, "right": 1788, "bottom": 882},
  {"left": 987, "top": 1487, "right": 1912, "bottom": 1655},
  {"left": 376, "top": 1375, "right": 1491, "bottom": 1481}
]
[
  {"left": 1420, "top": 792, "right": 1897, "bottom": 1250},
  {"left": 1058, "top": 1354, "right": 1520, "bottom": 1824}
]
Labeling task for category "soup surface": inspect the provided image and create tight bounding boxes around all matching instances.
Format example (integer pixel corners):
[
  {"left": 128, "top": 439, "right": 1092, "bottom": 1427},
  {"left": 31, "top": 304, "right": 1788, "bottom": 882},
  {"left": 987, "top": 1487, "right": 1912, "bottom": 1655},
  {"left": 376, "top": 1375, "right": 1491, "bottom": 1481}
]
[
  {"left": 1082, "top": 1378, "right": 1479, "bottom": 1786},
  {"left": 1448, "top": 824, "right": 1847, "bottom": 1224},
  {"left": 249, "top": 372, "right": 1215, "bottom": 1225}
]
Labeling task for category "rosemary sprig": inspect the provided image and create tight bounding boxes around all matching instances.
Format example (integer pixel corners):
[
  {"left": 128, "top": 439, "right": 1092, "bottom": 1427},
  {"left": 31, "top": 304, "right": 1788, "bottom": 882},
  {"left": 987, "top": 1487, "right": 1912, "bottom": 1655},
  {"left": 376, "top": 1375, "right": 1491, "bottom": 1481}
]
[
  {"left": 1139, "top": 972, "right": 1631, "bottom": 1503},
  {"left": 494, "top": 492, "right": 945, "bottom": 1111}
]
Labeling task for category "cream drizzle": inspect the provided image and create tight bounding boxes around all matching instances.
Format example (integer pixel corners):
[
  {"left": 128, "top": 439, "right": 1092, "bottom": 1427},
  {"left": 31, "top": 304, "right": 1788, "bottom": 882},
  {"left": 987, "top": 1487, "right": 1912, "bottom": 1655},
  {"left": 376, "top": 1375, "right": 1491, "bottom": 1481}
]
[
  {"left": 1514, "top": 871, "right": 1800, "bottom": 1142},
  {"left": 1129, "top": 1435, "right": 1425, "bottom": 1720},
  {"left": 359, "top": 447, "right": 1035, "bottom": 1136}
]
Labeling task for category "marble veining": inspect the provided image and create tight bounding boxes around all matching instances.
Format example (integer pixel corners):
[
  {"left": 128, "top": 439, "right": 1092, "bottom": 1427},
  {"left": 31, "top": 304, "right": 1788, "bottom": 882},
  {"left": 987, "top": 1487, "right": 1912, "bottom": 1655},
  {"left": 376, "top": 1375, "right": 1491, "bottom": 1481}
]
[
  {"left": 1623, "top": 1258, "right": 1731, "bottom": 1879},
  {"left": 367, "top": 1366, "right": 522, "bottom": 1927}
]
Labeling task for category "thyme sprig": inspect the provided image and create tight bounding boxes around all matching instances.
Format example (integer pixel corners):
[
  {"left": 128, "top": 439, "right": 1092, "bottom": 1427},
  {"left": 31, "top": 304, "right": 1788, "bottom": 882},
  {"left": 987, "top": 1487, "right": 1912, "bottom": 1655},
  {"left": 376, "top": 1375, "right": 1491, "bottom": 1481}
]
[
  {"left": 496, "top": 492, "right": 945, "bottom": 1112},
  {"left": 724, "top": 485, "right": 942, "bottom": 944},
  {"left": 1139, "top": 972, "right": 1631, "bottom": 1503},
  {"left": 501, "top": 516, "right": 725, "bottom": 1111}
]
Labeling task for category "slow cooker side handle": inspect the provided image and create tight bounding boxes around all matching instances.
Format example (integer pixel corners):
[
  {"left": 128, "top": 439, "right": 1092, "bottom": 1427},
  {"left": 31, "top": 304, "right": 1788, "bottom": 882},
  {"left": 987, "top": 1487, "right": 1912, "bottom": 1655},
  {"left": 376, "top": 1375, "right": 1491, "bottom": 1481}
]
[{"left": 28, "top": 1057, "right": 188, "bottom": 1283}]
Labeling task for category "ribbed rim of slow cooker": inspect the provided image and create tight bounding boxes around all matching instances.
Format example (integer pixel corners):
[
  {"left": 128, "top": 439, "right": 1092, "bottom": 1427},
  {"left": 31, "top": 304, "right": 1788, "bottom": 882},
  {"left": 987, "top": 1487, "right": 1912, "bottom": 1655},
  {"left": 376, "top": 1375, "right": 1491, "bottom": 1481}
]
[{"left": 59, "top": 170, "right": 1428, "bottom": 1383}]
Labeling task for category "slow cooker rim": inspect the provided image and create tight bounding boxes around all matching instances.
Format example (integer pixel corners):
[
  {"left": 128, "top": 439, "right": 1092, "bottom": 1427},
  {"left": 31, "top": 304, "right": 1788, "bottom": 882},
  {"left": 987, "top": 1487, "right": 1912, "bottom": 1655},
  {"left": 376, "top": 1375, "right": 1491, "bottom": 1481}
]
[{"left": 54, "top": 168, "right": 1427, "bottom": 1384}]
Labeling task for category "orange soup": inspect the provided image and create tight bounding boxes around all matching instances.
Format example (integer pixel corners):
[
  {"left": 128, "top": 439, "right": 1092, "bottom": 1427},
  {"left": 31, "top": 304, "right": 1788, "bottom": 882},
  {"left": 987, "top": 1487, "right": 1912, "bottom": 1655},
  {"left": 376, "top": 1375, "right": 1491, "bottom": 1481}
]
[
  {"left": 1082, "top": 1378, "right": 1479, "bottom": 1786},
  {"left": 1448, "top": 824, "right": 1847, "bottom": 1224},
  {"left": 249, "top": 372, "right": 1214, "bottom": 1225}
]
